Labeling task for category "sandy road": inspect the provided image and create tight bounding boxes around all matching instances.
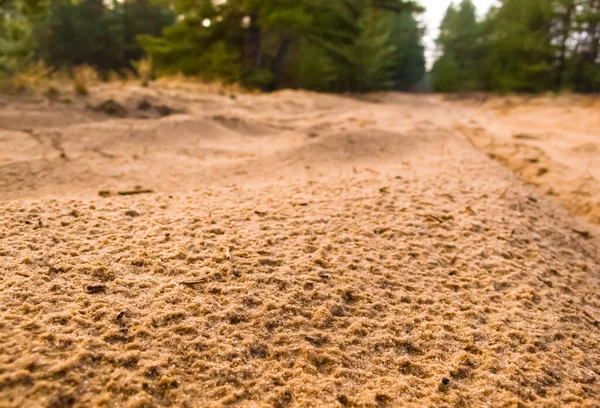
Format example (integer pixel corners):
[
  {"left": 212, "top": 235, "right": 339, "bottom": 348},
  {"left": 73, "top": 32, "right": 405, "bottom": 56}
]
[{"left": 0, "top": 87, "right": 599, "bottom": 407}]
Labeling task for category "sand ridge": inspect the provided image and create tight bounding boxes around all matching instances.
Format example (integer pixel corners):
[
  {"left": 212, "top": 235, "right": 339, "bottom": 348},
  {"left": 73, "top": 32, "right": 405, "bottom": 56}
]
[{"left": 0, "top": 87, "right": 599, "bottom": 407}]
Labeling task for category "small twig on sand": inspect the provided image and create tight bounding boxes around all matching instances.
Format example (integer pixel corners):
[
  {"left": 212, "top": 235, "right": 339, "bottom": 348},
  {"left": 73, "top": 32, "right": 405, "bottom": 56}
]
[
  {"left": 86, "top": 285, "right": 105, "bottom": 294},
  {"left": 499, "top": 180, "right": 518, "bottom": 199},
  {"left": 180, "top": 281, "right": 204, "bottom": 288},
  {"left": 364, "top": 168, "right": 381, "bottom": 175},
  {"left": 118, "top": 189, "right": 155, "bottom": 196},
  {"left": 499, "top": 172, "right": 523, "bottom": 199},
  {"left": 499, "top": 184, "right": 512, "bottom": 199},
  {"left": 572, "top": 229, "right": 592, "bottom": 240},
  {"left": 441, "top": 193, "right": 456, "bottom": 202},
  {"left": 423, "top": 214, "right": 444, "bottom": 223}
]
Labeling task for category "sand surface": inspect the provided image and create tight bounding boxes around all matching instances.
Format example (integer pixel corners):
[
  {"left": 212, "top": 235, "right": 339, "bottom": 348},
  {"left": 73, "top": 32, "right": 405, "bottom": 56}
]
[
  {"left": 1, "top": 87, "right": 599, "bottom": 407},
  {"left": 453, "top": 94, "right": 600, "bottom": 226}
]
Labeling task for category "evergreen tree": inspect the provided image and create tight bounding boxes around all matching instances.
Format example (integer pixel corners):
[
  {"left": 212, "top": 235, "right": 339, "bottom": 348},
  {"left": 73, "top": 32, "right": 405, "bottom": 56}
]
[
  {"left": 35, "top": 0, "right": 174, "bottom": 74},
  {"left": 431, "top": 0, "right": 600, "bottom": 93},
  {"left": 390, "top": 11, "right": 426, "bottom": 90},
  {"left": 9, "top": 0, "right": 599, "bottom": 94},
  {"left": 330, "top": 9, "right": 399, "bottom": 92},
  {"left": 569, "top": 0, "right": 600, "bottom": 92},
  {"left": 431, "top": 0, "right": 482, "bottom": 92},
  {"left": 483, "top": 0, "right": 556, "bottom": 92},
  {"left": 431, "top": 54, "right": 460, "bottom": 92},
  {"left": 0, "top": 0, "right": 45, "bottom": 75},
  {"left": 139, "top": 0, "right": 425, "bottom": 92}
]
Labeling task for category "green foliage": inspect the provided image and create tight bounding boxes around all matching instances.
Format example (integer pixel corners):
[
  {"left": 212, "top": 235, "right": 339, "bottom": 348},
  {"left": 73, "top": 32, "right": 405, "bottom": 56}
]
[
  {"left": 260, "top": 5, "right": 313, "bottom": 32},
  {"left": 333, "top": 9, "right": 398, "bottom": 92},
  {"left": 0, "top": 0, "right": 37, "bottom": 76},
  {"left": 483, "top": 0, "right": 556, "bottom": 92},
  {"left": 34, "top": 0, "right": 174, "bottom": 74},
  {"left": 390, "top": 11, "right": 426, "bottom": 90},
  {"left": 243, "top": 69, "right": 275, "bottom": 89},
  {"left": 2, "top": 0, "right": 426, "bottom": 92},
  {"left": 140, "top": 0, "right": 426, "bottom": 92},
  {"left": 432, "top": 0, "right": 600, "bottom": 93},
  {"left": 431, "top": 55, "right": 460, "bottom": 92},
  {"left": 431, "top": 0, "right": 483, "bottom": 92},
  {"left": 292, "top": 43, "right": 337, "bottom": 91},
  {"left": 3, "top": 0, "right": 600, "bottom": 94}
]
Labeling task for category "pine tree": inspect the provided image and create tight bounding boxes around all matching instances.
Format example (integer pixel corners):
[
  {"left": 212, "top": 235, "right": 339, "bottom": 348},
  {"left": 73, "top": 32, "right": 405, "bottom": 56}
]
[
  {"left": 484, "top": 0, "right": 556, "bottom": 92},
  {"left": 35, "top": 0, "right": 173, "bottom": 74},
  {"left": 570, "top": 0, "right": 600, "bottom": 92},
  {"left": 139, "top": 0, "right": 424, "bottom": 92},
  {"left": 431, "top": 0, "right": 482, "bottom": 92},
  {"left": 333, "top": 9, "right": 398, "bottom": 92},
  {"left": 390, "top": 11, "right": 426, "bottom": 90}
]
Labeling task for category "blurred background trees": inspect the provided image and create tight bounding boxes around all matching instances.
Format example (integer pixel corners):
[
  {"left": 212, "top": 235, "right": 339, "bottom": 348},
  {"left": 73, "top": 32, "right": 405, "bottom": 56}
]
[
  {"left": 36, "top": 0, "right": 174, "bottom": 73},
  {"left": 0, "top": 0, "right": 42, "bottom": 75},
  {"left": 138, "top": 0, "right": 426, "bottom": 91},
  {"left": 0, "top": 0, "right": 599, "bottom": 93},
  {"left": 0, "top": 0, "right": 174, "bottom": 78},
  {"left": 431, "top": 0, "right": 600, "bottom": 93},
  {"left": 1, "top": 0, "right": 427, "bottom": 91}
]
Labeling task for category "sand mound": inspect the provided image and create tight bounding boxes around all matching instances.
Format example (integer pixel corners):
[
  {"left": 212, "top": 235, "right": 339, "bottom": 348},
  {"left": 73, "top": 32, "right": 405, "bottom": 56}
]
[
  {"left": 0, "top": 88, "right": 599, "bottom": 407},
  {"left": 0, "top": 97, "right": 104, "bottom": 131}
]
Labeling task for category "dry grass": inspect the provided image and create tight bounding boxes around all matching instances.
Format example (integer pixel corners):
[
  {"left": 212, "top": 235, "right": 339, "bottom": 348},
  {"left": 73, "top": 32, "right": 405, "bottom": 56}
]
[
  {"left": 0, "top": 62, "right": 100, "bottom": 97},
  {"left": 72, "top": 65, "right": 99, "bottom": 95},
  {"left": 1, "top": 61, "right": 53, "bottom": 93},
  {"left": 134, "top": 58, "right": 152, "bottom": 87},
  {"left": 0, "top": 60, "right": 248, "bottom": 100},
  {"left": 154, "top": 73, "right": 246, "bottom": 95}
]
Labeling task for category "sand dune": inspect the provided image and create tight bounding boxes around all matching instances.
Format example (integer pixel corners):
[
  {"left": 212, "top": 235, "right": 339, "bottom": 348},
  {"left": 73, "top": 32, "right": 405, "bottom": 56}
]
[{"left": 0, "top": 87, "right": 599, "bottom": 407}]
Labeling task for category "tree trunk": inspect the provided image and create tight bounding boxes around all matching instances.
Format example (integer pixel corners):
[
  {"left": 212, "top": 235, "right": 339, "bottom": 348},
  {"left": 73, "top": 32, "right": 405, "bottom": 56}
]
[
  {"left": 555, "top": 3, "right": 573, "bottom": 89},
  {"left": 247, "top": 11, "right": 262, "bottom": 71},
  {"left": 269, "top": 36, "right": 293, "bottom": 91}
]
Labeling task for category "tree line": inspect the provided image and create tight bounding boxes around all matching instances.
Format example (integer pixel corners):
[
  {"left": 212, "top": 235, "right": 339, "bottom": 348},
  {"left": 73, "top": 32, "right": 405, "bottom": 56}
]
[
  {"left": 0, "top": 0, "right": 426, "bottom": 92},
  {"left": 433, "top": 0, "right": 600, "bottom": 93},
  {"left": 137, "top": 0, "right": 426, "bottom": 92},
  {"left": 0, "top": 0, "right": 174, "bottom": 76},
  {"left": 1, "top": 0, "right": 599, "bottom": 93}
]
